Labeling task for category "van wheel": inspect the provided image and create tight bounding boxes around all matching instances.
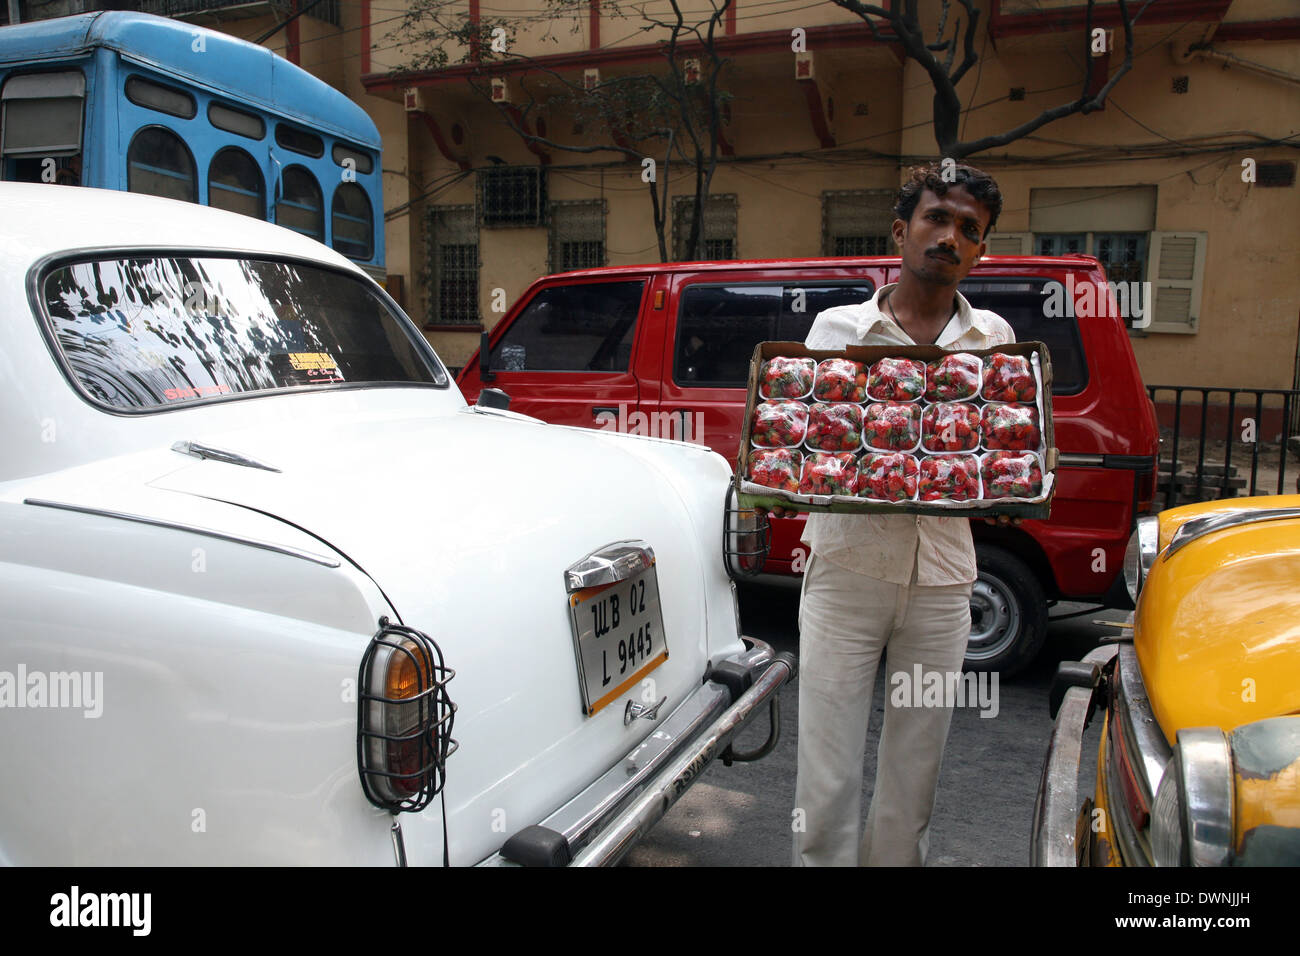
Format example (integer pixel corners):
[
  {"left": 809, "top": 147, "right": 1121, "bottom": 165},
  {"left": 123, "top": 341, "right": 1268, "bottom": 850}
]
[{"left": 966, "top": 544, "right": 1048, "bottom": 677}]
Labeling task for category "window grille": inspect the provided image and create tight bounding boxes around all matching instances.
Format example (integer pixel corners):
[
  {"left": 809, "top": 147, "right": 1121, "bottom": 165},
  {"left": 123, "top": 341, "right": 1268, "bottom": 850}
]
[
  {"left": 548, "top": 200, "right": 607, "bottom": 272},
  {"left": 479, "top": 166, "right": 547, "bottom": 227},
  {"left": 672, "top": 194, "right": 737, "bottom": 261},
  {"left": 425, "top": 205, "right": 479, "bottom": 326},
  {"left": 822, "top": 189, "right": 894, "bottom": 257}
]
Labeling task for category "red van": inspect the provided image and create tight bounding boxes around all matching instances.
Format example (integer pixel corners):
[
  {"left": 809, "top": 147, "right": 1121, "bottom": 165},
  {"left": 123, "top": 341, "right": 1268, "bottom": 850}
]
[{"left": 457, "top": 255, "right": 1160, "bottom": 675}]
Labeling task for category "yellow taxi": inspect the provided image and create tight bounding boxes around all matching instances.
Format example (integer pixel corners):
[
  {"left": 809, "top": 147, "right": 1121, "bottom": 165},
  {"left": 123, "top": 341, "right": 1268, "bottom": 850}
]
[{"left": 1033, "top": 495, "right": 1300, "bottom": 866}]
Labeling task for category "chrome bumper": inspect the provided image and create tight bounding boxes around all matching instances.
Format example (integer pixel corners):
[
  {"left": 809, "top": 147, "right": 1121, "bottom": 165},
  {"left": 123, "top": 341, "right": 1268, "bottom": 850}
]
[
  {"left": 1031, "top": 643, "right": 1118, "bottom": 867},
  {"left": 479, "top": 637, "right": 796, "bottom": 867}
]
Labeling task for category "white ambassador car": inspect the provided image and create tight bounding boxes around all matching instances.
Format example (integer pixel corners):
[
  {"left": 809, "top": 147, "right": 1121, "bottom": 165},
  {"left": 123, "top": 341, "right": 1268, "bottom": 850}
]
[{"left": 0, "top": 182, "right": 791, "bottom": 866}]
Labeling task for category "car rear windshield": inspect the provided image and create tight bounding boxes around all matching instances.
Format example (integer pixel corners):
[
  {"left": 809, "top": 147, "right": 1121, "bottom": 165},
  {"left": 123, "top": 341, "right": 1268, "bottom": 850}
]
[
  {"left": 41, "top": 256, "right": 446, "bottom": 410},
  {"left": 958, "top": 277, "right": 1088, "bottom": 395}
]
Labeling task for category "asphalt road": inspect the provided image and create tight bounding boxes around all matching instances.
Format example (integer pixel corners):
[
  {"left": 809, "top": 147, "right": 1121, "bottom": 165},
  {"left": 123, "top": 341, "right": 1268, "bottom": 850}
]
[{"left": 624, "top": 583, "right": 1120, "bottom": 866}]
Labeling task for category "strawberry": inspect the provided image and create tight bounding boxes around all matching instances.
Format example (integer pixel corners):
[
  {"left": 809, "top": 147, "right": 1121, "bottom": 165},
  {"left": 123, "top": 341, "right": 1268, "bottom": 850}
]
[
  {"left": 863, "top": 401, "right": 922, "bottom": 451},
  {"left": 799, "top": 452, "right": 859, "bottom": 496},
  {"left": 867, "top": 358, "right": 925, "bottom": 402},
  {"left": 925, "top": 352, "right": 982, "bottom": 402},
  {"left": 982, "top": 353, "right": 1037, "bottom": 403},
  {"left": 813, "top": 358, "right": 868, "bottom": 403},
  {"left": 758, "top": 356, "right": 815, "bottom": 400},
  {"left": 858, "top": 452, "right": 919, "bottom": 501},
  {"left": 806, "top": 403, "right": 865, "bottom": 452},
  {"left": 747, "top": 448, "right": 803, "bottom": 493},
  {"left": 751, "top": 401, "right": 808, "bottom": 447},
  {"left": 982, "top": 403, "right": 1040, "bottom": 451},
  {"left": 918, "top": 455, "right": 981, "bottom": 501},
  {"left": 921, "top": 402, "right": 981, "bottom": 453},
  {"left": 981, "top": 451, "right": 1044, "bottom": 498}
]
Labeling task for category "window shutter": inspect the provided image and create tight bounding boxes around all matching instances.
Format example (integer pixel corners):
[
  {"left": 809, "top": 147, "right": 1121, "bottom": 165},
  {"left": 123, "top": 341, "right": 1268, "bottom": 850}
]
[
  {"left": 1144, "top": 232, "right": 1206, "bottom": 334},
  {"left": 984, "top": 232, "right": 1031, "bottom": 255}
]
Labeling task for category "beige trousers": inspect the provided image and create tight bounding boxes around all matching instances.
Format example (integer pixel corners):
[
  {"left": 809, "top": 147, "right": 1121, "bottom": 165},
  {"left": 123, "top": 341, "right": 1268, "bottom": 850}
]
[{"left": 793, "top": 552, "right": 973, "bottom": 866}]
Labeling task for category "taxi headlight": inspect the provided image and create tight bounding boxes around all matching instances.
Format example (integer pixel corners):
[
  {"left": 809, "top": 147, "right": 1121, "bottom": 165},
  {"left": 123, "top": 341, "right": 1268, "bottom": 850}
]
[
  {"left": 1123, "top": 515, "right": 1159, "bottom": 603},
  {"left": 1151, "top": 727, "right": 1233, "bottom": 866}
]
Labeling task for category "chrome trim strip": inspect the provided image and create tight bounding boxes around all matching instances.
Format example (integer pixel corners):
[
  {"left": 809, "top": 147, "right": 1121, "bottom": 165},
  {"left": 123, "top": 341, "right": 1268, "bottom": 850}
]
[
  {"left": 1176, "top": 728, "right": 1235, "bottom": 867},
  {"left": 1058, "top": 453, "right": 1105, "bottom": 467},
  {"left": 172, "top": 440, "right": 282, "bottom": 473},
  {"left": 1117, "top": 644, "right": 1173, "bottom": 807},
  {"left": 565, "top": 541, "right": 655, "bottom": 593},
  {"left": 1031, "top": 644, "right": 1117, "bottom": 866},
  {"left": 1165, "top": 507, "right": 1300, "bottom": 559},
  {"left": 22, "top": 498, "right": 342, "bottom": 568},
  {"left": 478, "top": 638, "right": 792, "bottom": 867}
]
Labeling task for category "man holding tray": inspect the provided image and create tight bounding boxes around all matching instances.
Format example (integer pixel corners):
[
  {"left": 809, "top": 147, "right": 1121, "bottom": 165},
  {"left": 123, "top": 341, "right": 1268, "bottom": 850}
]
[{"left": 789, "top": 163, "right": 1015, "bottom": 866}]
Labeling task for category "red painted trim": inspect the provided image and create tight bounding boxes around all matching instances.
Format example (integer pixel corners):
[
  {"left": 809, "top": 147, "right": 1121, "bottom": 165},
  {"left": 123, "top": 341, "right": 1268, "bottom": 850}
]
[
  {"left": 589, "top": 0, "right": 600, "bottom": 49},
  {"left": 989, "top": 0, "right": 1231, "bottom": 38},
  {"left": 725, "top": 0, "right": 736, "bottom": 37},
  {"left": 417, "top": 112, "right": 472, "bottom": 171},
  {"left": 287, "top": 0, "right": 300, "bottom": 66},
  {"left": 502, "top": 104, "right": 552, "bottom": 164},
  {"left": 1214, "top": 18, "right": 1300, "bottom": 42},
  {"left": 798, "top": 78, "right": 834, "bottom": 149},
  {"left": 364, "top": 23, "right": 896, "bottom": 92},
  {"left": 469, "top": 0, "right": 481, "bottom": 62},
  {"left": 360, "top": 0, "right": 371, "bottom": 75}
]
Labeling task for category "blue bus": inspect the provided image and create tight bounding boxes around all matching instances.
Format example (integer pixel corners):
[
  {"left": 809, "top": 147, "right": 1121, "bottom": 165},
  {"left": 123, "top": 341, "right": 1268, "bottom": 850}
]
[{"left": 0, "top": 11, "right": 385, "bottom": 278}]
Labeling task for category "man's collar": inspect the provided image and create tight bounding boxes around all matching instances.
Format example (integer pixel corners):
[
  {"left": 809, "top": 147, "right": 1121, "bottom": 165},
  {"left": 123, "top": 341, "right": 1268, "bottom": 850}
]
[{"left": 859, "top": 282, "right": 996, "bottom": 346}]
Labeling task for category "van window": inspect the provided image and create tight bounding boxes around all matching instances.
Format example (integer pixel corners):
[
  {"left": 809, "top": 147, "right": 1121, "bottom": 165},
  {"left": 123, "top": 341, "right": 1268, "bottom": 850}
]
[
  {"left": 675, "top": 283, "right": 874, "bottom": 388},
  {"left": 489, "top": 281, "right": 645, "bottom": 372},
  {"left": 958, "top": 278, "right": 1088, "bottom": 395}
]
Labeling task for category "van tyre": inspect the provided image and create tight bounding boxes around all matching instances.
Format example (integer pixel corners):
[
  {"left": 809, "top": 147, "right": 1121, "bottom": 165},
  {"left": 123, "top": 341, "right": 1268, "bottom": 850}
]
[{"left": 965, "top": 544, "right": 1048, "bottom": 677}]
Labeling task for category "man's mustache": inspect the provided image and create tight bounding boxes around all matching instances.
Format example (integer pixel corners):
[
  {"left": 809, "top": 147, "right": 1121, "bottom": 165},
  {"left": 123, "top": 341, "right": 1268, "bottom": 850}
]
[{"left": 926, "top": 248, "right": 959, "bottom": 263}]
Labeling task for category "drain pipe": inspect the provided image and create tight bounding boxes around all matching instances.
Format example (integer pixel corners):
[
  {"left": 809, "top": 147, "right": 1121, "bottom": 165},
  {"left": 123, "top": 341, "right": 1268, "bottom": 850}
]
[{"left": 1173, "top": 34, "right": 1300, "bottom": 86}]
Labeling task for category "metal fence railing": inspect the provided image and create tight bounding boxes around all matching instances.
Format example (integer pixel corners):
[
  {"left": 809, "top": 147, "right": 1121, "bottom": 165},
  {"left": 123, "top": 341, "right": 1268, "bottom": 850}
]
[{"left": 1147, "top": 385, "right": 1300, "bottom": 510}]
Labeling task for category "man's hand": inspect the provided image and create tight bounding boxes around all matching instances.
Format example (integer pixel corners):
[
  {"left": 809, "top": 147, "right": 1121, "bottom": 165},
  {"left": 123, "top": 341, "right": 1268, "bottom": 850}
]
[
  {"left": 753, "top": 505, "right": 796, "bottom": 519},
  {"left": 984, "top": 515, "right": 1024, "bottom": 527}
]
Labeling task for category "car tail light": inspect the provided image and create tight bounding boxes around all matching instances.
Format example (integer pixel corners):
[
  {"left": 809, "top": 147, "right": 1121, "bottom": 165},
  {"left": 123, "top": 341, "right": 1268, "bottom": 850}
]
[
  {"left": 357, "top": 618, "right": 457, "bottom": 813},
  {"left": 724, "top": 487, "right": 770, "bottom": 578},
  {"left": 1108, "top": 700, "right": 1151, "bottom": 830}
]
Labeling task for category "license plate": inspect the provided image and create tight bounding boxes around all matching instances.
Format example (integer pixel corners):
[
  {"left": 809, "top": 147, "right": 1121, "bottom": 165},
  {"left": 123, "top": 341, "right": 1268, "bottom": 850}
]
[{"left": 568, "top": 563, "right": 668, "bottom": 717}]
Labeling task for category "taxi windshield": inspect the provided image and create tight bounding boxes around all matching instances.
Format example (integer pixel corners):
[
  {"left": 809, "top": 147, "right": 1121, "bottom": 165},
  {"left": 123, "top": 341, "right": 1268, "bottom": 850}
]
[{"left": 42, "top": 255, "right": 445, "bottom": 410}]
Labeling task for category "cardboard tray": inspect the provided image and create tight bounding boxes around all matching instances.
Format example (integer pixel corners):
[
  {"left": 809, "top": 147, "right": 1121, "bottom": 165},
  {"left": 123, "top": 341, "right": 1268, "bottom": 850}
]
[{"left": 735, "top": 340, "right": 1058, "bottom": 519}]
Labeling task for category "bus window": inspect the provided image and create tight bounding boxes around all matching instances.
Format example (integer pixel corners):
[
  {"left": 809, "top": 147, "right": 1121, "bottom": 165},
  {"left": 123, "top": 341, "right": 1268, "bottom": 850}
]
[
  {"left": 332, "top": 183, "right": 373, "bottom": 260},
  {"left": 208, "top": 102, "right": 265, "bottom": 141},
  {"left": 127, "top": 126, "right": 196, "bottom": 203},
  {"left": 277, "top": 166, "right": 323, "bottom": 240},
  {"left": 332, "top": 143, "right": 373, "bottom": 175},
  {"left": 275, "top": 124, "right": 323, "bottom": 158},
  {"left": 1, "top": 71, "right": 85, "bottom": 184},
  {"left": 209, "top": 147, "right": 265, "bottom": 220},
  {"left": 124, "top": 76, "right": 196, "bottom": 119}
]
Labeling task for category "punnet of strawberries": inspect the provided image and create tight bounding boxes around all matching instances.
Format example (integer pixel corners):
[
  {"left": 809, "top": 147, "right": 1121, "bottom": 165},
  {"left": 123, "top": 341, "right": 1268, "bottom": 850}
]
[
  {"left": 858, "top": 452, "right": 919, "bottom": 501},
  {"left": 747, "top": 448, "right": 803, "bottom": 493},
  {"left": 758, "top": 356, "right": 816, "bottom": 399},
  {"left": 981, "top": 451, "right": 1044, "bottom": 499},
  {"left": 925, "top": 352, "right": 982, "bottom": 402},
  {"left": 799, "top": 452, "right": 859, "bottom": 496},
  {"left": 921, "top": 402, "right": 981, "bottom": 452},
  {"left": 867, "top": 357, "right": 925, "bottom": 402},
  {"left": 982, "top": 353, "right": 1037, "bottom": 403},
  {"left": 806, "top": 403, "right": 864, "bottom": 452},
  {"left": 751, "top": 401, "right": 809, "bottom": 447},
  {"left": 863, "top": 401, "right": 922, "bottom": 452},
  {"left": 918, "top": 454, "right": 981, "bottom": 501},
  {"left": 812, "top": 358, "right": 868, "bottom": 403},
  {"left": 982, "top": 403, "right": 1041, "bottom": 451}
]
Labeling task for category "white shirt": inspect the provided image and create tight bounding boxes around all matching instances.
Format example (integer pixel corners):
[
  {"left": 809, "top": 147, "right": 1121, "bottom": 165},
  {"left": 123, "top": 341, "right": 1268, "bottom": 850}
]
[{"left": 801, "top": 282, "right": 1016, "bottom": 586}]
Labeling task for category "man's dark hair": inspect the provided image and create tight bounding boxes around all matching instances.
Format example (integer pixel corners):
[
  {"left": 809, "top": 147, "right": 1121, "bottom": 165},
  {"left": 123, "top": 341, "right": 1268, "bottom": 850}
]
[{"left": 894, "top": 163, "right": 1002, "bottom": 238}]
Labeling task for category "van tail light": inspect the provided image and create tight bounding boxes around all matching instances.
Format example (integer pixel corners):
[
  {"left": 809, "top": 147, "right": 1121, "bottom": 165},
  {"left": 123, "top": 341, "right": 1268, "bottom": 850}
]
[
  {"left": 357, "top": 618, "right": 457, "bottom": 813},
  {"left": 1136, "top": 457, "right": 1157, "bottom": 515},
  {"left": 724, "top": 486, "right": 770, "bottom": 578}
]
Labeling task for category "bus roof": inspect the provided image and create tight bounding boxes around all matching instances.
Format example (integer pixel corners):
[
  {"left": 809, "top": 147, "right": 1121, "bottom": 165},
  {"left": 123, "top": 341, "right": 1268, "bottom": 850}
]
[{"left": 0, "top": 11, "right": 380, "bottom": 149}]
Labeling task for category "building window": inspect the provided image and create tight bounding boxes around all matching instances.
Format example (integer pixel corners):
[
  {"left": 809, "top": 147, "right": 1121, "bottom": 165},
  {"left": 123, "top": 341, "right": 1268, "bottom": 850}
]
[
  {"left": 822, "top": 189, "right": 894, "bottom": 257},
  {"left": 673, "top": 194, "right": 737, "bottom": 261},
  {"left": 276, "top": 166, "right": 324, "bottom": 240},
  {"left": 548, "top": 200, "right": 606, "bottom": 273},
  {"left": 208, "top": 146, "right": 264, "bottom": 220},
  {"left": 1034, "top": 233, "right": 1086, "bottom": 256},
  {"left": 425, "top": 205, "right": 479, "bottom": 326},
  {"left": 127, "top": 126, "right": 196, "bottom": 203}
]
